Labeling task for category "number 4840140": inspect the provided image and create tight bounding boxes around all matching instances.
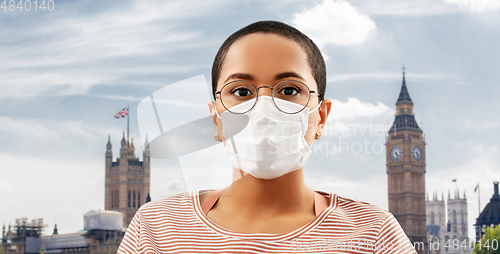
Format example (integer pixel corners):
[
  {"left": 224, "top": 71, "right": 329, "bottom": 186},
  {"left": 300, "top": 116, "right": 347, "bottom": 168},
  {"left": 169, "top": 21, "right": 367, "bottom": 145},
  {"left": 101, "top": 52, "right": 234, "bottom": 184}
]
[{"left": 1, "top": 0, "right": 54, "bottom": 11}]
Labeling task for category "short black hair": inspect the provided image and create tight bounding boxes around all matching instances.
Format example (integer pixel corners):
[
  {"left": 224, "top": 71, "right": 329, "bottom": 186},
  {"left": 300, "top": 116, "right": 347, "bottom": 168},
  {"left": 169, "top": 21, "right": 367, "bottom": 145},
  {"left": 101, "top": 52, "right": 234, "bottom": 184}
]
[{"left": 211, "top": 20, "right": 326, "bottom": 101}]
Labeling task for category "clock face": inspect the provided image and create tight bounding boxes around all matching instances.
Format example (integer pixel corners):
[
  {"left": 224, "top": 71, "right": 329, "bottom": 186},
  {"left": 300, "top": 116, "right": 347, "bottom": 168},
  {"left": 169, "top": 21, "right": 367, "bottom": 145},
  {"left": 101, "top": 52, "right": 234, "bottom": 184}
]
[
  {"left": 412, "top": 145, "right": 422, "bottom": 162},
  {"left": 390, "top": 145, "right": 402, "bottom": 162}
]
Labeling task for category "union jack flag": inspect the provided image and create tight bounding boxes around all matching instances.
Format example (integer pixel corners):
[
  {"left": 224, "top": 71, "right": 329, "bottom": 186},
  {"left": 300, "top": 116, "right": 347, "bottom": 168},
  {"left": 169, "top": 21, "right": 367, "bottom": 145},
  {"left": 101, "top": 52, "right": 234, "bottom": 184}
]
[{"left": 114, "top": 107, "right": 129, "bottom": 118}]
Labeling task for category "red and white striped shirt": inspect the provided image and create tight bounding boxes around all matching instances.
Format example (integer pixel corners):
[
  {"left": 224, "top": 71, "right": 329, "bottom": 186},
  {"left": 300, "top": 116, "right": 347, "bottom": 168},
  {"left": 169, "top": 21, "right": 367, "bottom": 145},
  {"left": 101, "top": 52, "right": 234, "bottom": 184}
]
[{"left": 118, "top": 190, "right": 418, "bottom": 253}]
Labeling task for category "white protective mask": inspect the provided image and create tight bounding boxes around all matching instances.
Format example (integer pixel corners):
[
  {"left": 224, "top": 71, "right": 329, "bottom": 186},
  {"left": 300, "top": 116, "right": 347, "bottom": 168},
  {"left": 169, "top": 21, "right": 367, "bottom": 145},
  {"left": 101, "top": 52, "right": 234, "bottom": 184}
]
[{"left": 216, "top": 96, "right": 320, "bottom": 179}]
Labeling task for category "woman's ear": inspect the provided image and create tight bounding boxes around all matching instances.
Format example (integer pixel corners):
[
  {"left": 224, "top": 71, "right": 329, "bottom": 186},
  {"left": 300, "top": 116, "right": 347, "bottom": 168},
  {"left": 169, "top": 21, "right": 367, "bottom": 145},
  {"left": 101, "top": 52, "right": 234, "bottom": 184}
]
[
  {"left": 317, "top": 98, "right": 332, "bottom": 135},
  {"left": 207, "top": 100, "right": 221, "bottom": 139}
]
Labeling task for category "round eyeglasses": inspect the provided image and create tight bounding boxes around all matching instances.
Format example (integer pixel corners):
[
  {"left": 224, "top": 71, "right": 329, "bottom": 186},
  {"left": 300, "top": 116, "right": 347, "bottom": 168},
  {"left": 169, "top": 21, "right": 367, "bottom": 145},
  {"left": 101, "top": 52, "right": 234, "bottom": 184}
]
[{"left": 215, "top": 80, "right": 320, "bottom": 114}]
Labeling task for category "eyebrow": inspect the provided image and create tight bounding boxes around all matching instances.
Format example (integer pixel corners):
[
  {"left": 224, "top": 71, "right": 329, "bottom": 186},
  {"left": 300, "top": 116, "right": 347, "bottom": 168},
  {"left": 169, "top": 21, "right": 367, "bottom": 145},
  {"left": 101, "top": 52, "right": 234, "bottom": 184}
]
[
  {"left": 274, "top": 72, "right": 305, "bottom": 81},
  {"left": 223, "top": 72, "right": 305, "bottom": 84}
]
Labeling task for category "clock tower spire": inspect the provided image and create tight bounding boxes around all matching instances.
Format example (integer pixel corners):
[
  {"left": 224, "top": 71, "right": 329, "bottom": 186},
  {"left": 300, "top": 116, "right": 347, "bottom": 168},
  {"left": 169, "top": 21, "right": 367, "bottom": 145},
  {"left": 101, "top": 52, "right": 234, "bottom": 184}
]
[{"left": 386, "top": 67, "right": 427, "bottom": 253}]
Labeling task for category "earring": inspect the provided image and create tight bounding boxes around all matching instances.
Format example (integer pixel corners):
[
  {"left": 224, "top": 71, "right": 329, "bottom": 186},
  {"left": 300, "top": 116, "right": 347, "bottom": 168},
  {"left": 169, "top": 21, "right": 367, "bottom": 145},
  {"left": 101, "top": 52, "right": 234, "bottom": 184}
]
[
  {"left": 214, "top": 134, "right": 221, "bottom": 142},
  {"left": 315, "top": 132, "right": 323, "bottom": 140}
]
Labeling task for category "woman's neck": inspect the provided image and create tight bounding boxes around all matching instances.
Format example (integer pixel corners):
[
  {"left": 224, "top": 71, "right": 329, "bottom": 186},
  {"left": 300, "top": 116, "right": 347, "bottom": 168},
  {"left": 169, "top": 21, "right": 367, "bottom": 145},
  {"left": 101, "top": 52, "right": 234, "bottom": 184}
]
[{"left": 222, "top": 168, "right": 314, "bottom": 218}]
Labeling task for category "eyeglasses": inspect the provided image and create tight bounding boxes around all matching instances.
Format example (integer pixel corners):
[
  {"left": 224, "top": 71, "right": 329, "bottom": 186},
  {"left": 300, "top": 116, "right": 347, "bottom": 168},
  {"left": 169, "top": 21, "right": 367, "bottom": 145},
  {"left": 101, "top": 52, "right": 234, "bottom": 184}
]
[{"left": 215, "top": 80, "right": 319, "bottom": 114}]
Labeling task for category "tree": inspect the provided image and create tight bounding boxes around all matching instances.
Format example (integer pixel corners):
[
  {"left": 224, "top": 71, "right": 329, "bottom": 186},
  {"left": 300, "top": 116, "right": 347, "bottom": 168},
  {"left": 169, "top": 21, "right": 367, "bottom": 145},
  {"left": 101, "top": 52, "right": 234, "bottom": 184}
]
[{"left": 473, "top": 226, "right": 500, "bottom": 254}]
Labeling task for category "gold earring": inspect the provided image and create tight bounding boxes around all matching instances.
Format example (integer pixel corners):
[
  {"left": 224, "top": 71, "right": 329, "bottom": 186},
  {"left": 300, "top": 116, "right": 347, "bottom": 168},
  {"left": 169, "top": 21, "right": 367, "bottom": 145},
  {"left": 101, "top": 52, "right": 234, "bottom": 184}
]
[
  {"left": 214, "top": 134, "right": 221, "bottom": 142},
  {"left": 315, "top": 132, "right": 323, "bottom": 140}
]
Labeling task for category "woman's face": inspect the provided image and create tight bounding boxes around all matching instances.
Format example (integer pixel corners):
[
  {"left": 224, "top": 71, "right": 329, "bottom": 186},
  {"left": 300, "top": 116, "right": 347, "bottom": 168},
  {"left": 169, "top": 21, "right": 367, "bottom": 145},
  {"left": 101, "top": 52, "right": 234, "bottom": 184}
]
[{"left": 209, "top": 33, "right": 330, "bottom": 147}]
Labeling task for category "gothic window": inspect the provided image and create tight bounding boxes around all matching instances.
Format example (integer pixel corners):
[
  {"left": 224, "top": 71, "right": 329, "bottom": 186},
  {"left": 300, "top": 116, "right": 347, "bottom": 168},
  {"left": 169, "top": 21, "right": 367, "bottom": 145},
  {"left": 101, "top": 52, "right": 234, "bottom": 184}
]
[
  {"left": 431, "top": 212, "right": 435, "bottom": 225},
  {"left": 133, "top": 191, "right": 136, "bottom": 208},
  {"left": 128, "top": 191, "right": 131, "bottom": 208},
  {"left": 137, "top": 191, "right": 141, "bottom": 208},
  {"left": 453, "top": 210, "right": 457, "bottom": 232}
]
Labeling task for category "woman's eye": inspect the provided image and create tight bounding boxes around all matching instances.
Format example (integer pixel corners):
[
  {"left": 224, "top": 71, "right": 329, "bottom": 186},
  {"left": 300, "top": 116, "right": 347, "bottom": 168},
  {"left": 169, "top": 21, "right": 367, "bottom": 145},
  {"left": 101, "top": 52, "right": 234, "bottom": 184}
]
[
  {"left": 279, "top": 87, "right": 299, "bottom": 96},
  {"left": 232, "top": 88, "right": 253, "bottom": 97}
]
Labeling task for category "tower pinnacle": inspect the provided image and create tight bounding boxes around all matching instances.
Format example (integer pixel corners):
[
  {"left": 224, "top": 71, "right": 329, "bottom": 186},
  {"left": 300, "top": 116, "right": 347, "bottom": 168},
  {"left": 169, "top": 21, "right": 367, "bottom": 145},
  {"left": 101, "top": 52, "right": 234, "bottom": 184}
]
[
  {"left": 121, "top": 131, "right": 127, "bottom": 148},
  {"left": 396, "top": 69, "right": 413, "bottom": 105},
  {"left": 388, "top": 68, "right": 421, "bottom": 133},
  {"left": 107, "top": 135, "right": 112, "bottom": 150}
]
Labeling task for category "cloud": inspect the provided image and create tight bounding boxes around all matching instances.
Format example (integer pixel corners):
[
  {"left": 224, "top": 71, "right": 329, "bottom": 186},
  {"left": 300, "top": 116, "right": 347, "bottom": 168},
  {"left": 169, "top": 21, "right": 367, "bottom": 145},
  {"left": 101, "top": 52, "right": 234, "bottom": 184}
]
[
  {"left": 0, "top": 181, "right": 14, "bottom": 192},
  {"left": 328, "top": 97, "right": 393, "bottom": 121},
  {"left": 0, "top": 153, "right": 104, "bottom": 234},
  {"left": 461, "top": 119, "right": 500, "bottom": 132},
  {"left": 0, "top": 0, "right": 224, "bottom": 97},
  {"left": 0, "top": 115, "right": 121, "bottom": 155},
  {"left": 354, "top": 0, "right": 500, "bottom": 15},
  {"left": 322, "top": 97, "right": 393, "bottom": 139},
  {"left": 354, "top": 0, "right": 464, "bottom": 16},
  {"left": 456, "top": 141, "right": 499, "bottom": 156},
  {"left": 328, "top": 72, "right": 461, "bottom": 83},
  {"left": 443, "top": 0, "right": 500, "bottom": 12},
  {"left": 292, "top": 0, "right": 376, "bottom": 47}
]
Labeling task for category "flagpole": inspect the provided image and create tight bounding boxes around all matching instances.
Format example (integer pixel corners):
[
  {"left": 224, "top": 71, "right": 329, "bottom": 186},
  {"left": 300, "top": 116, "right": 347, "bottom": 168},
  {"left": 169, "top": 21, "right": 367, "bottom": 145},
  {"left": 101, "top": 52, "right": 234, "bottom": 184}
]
[{"left": 127, "top": 103, "right": 130, "bottom": 152}]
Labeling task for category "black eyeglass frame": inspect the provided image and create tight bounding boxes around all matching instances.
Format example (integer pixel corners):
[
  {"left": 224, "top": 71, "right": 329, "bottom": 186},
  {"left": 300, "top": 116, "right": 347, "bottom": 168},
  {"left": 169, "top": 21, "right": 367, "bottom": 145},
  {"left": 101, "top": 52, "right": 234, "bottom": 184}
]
[{"left": 214, "top": 79, "right": 320, "bottom": 114}]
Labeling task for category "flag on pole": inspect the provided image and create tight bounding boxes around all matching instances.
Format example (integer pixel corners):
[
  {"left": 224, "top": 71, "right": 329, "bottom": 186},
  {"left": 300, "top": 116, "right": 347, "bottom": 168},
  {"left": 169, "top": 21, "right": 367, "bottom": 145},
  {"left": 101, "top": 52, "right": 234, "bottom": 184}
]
[
  {"left": 114, "top": 107, "right": 129, "bottom": 118},
  {"left": 452, "top": 179, "right": 457, "bottom": 182},
  {"left": 474, "top": 183, "right": 479, "bottom": 193}
]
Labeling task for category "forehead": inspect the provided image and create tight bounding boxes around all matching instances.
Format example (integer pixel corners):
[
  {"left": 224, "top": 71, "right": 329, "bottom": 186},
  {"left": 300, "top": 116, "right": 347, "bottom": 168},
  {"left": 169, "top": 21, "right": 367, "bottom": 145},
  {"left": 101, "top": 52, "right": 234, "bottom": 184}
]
[{"left": 218, "top": 33, "right": 315, "bottom": 88}]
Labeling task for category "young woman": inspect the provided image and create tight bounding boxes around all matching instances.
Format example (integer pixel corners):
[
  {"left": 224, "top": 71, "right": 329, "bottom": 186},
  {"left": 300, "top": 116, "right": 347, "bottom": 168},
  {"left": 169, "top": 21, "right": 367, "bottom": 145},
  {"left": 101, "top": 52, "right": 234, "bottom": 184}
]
[{"left": 118, "top": 21, "right": 417, "bottom": 254}]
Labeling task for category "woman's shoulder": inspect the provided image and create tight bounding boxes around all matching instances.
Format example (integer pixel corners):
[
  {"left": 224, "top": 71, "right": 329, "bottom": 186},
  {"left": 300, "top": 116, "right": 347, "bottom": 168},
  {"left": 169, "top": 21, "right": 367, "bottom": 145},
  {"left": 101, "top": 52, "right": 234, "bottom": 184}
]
[{"left": 137, "top": 191, "right": 195, "bottom": 217}]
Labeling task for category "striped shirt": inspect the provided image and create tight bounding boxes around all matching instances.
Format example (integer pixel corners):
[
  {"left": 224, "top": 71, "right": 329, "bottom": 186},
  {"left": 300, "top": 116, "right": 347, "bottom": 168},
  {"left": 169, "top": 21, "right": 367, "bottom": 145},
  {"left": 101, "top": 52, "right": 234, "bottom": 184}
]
[{"left": 118, "top": 190, "right": 417, "bottom": 253}]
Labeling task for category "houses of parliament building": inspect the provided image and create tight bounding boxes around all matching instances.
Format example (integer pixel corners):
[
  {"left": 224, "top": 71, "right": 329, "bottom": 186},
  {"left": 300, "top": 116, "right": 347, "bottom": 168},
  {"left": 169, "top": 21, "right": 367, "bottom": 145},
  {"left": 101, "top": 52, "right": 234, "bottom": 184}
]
[
  {"left": 1, "top": 135, "right": 151, "bottom": 254},
  {"left": 105, "top": 133, "right": 151, "bottom": 228}
]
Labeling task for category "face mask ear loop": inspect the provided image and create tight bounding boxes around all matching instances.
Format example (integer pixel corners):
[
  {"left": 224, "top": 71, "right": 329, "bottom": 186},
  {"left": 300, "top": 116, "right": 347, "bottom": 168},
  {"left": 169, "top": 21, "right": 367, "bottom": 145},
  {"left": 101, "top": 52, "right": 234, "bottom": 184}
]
[
  {"left": 214, "top": 101, "right": 222, "bottom": 119},
  {"left": 308, "top": 101, "right": 322, "bottom": 115}
]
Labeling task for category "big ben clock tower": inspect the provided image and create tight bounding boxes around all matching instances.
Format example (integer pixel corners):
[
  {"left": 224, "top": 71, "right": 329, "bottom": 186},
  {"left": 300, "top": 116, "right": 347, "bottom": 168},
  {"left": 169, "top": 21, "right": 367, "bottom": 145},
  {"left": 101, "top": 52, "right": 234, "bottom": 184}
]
[{"left": 386, "top": 67, "right": 426, "bottom": 253}]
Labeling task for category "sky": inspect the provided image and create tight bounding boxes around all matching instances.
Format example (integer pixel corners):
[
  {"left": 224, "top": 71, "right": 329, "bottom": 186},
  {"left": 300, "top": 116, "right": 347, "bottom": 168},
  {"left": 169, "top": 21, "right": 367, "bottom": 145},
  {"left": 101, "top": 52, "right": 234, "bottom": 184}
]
[{"left": 1, "top": 0, "right": 499, "bottom": 241}]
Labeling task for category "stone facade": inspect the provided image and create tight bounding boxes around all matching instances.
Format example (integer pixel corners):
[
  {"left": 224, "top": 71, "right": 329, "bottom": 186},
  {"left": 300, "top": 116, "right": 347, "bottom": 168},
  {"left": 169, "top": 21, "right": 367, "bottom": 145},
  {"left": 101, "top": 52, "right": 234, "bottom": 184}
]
[
  {"left": 426, "top": 190, "right": 470, "bottom": 254},
  {"left": 105, "top": 133, "right": 150, "bottom": 228}
]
